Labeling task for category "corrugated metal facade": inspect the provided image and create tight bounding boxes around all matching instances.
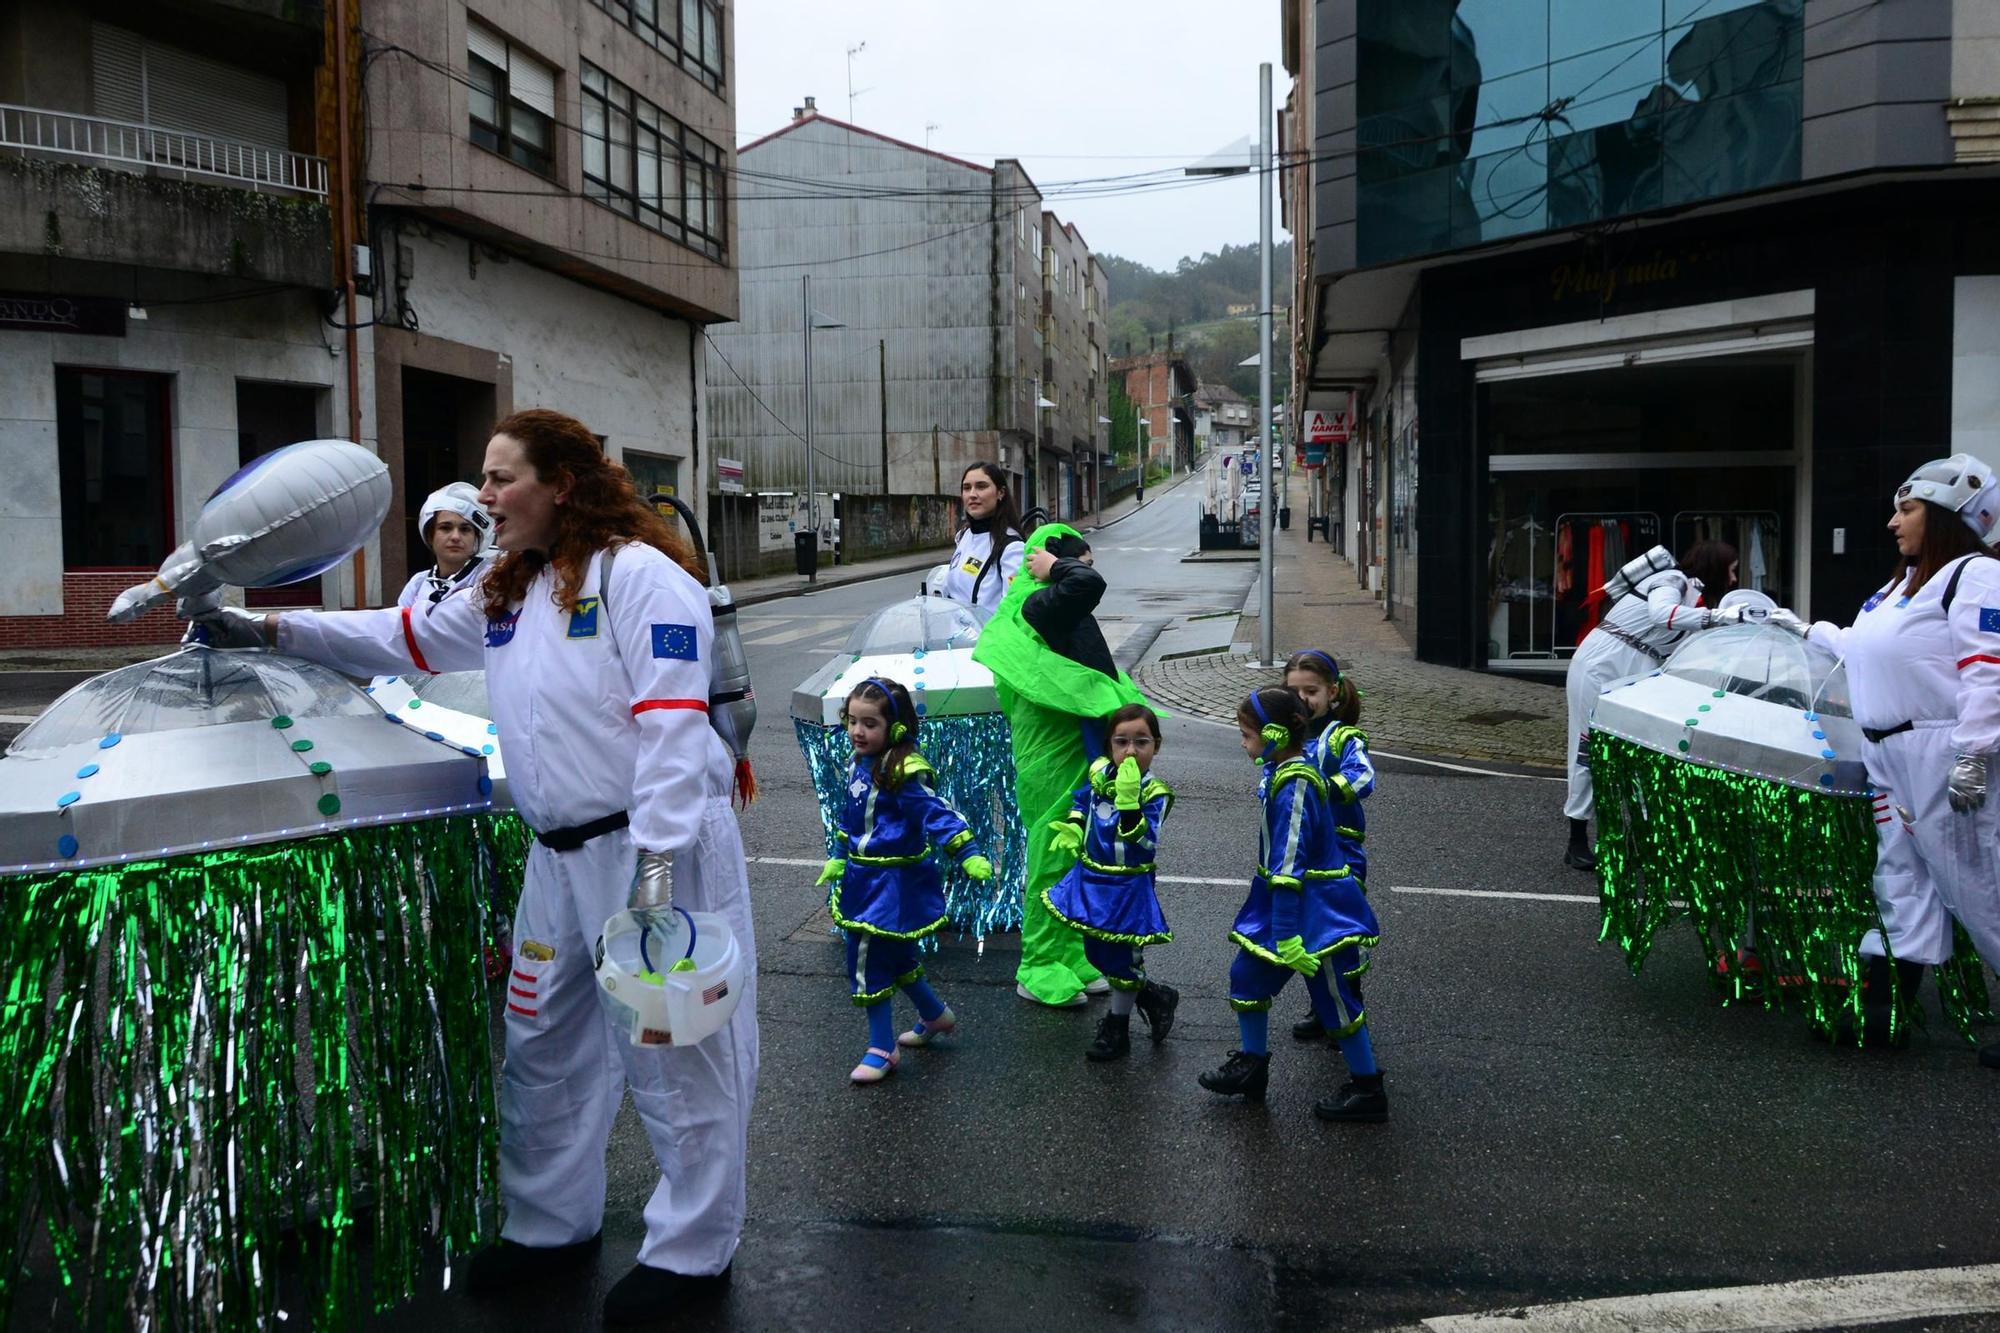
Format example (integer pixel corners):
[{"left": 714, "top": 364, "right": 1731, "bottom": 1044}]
[{"left": 705, "top": 114, "right": 1042, "bottom": 500}]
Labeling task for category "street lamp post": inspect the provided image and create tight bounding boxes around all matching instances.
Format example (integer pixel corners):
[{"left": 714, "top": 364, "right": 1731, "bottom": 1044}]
[
  {"left": 802, "top": 273, "right": 845, "bottom": 584},
  {"left": 1186, "top": 67, "right": 1275, "bottom": 665},
  {"left": 1096, "top": 415, "right": 1113, "bottom": 521}
]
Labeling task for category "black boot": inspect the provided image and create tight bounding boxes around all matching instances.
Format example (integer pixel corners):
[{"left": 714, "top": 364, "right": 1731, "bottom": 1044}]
[
  {"left": 1291, "top": 1011, "right": 1325, "bottom": 1041},
  {"left": 461, "top": 1233, "right": 602, "bottom": 1297},
  {"left": 1314, "top": 1071, "right": 1388, "bottom": 1123},
  {"left": 1564, "top": 818, "right": 1596, "bottom": 871},
  {"left": 1838, "top": 956, "right": 1912, "bottom": 1048},
  {"left": 602, "top": 1262, "right": 731, "bottom": 1325},
  {"left": 1135, "top": 981, "right": 1179, "bottom": 1043},
  {"left": 1086, "top": 1011, "right": 1132, "bottom": 1062},
  {"left": 1979, "top": 1042, "right": 2000, "bottom": 1070},
  {"left": 1198, "top": 1049, "right": 1270, "bottom": 1101}
]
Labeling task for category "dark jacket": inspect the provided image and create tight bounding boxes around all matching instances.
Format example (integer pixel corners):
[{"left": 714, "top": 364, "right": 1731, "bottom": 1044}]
[{"left": 1023, "top": 557, "right": 1116, "bottom": 680}]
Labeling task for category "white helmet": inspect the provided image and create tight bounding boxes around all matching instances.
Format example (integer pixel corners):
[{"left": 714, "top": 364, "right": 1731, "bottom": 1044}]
[
  {"left": 1717, "top": 588, "right": 1777, "bottom": 619},
  {"left": 418, "top": 482, "right": 492, "bottom": 550},
  {"left": 594, "top": 906, "right": 746, "bottom": 1048},
  {"left": 1897, "top": 453, "right": 2000, "bottom": 539}
]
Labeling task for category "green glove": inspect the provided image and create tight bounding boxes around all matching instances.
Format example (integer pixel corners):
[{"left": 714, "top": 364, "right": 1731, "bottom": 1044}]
[
  {"left": 1113, "top": 756, "right": 1143, "bottom": 811},
  {"left": 1047, "top": 819, "right": 1085, "bottom": 855},
  {"left": 961, "top": 854, "right": 994, "bottom": 882},
  {"left": 1274, "top": 935, "right": 1321, "bottom": 978},
  {"left": 815, "top": 857, "right": 846, "bottom": 887}
]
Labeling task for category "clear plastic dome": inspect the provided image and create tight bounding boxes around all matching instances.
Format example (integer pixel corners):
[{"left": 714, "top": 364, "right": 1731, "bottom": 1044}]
[
  {"left": 403, "top": 670, "right": 492, "bottom": 717},
  {"left": 842, "top": 595, "right": 987, "bottom": 655},
  {"left": 1661, "top": 623, "right": 1854, "bottom": 718},
  {"left": 8, "top": 646, "right": 382, "bottom": 753}
]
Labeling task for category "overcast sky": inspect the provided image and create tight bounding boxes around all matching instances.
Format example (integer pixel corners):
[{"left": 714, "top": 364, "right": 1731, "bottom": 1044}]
[{"left": 732, "top": 1, "right": 1290, "bottom": 272}]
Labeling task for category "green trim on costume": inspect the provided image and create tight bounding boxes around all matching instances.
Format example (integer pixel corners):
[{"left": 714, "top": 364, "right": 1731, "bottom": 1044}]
[
  {"left": 1303, "top": 867, "right": 1351, "bottom": 880},
  {"left": 1329, "top": 776, "right": 1358, "bottom": 804},
  {"left": 1328, "top": 724, "right": 1370, "bottom": 751},
  {"left": 1039, "top": 888, "right": 1172, "bottom": 946},
  {"left": 1326, "top": 1009, "right": 1367, "bottom": 1038},
  {"left": 1231, "top": 929, "right": 1381, "bottom": 964},
  {"left": 850, "top": 847, "right": 929, "bottom": 867},
  {"left": 896, "top": 753, "right": 936, "bottom": 781},
  {"left": 1080, "top": 853, "right": 1155, "bottom": 876},
  {"left": 1259, "top": 864, "right": 1351, "bottom": 880},
  {"left": 828, "top": 891, "right": 949, "bottom": 941},
  {"left": 1337, "top": 826, "right": 1365, "bottom": 841},
  {"left": 1116, "top": 814, "right": 1147, "bottom": 838},
  {"left": 1105, "top": 975, "right": 1144, "bottom": 992},
  {"left": 849, "top": 979, "right": 901, "bottom": 1006},
  {"left": 1269, "top": 875, "right": 1303, "bottom": 892},
  {"left": 1142, "top": 778, "right": 1175, "bottom": 820},
  {"left": 942, "top": 829, "right": 974, "bottom": 855},
  {"left": 1270, "top": 760, "right": 1328, "bottom": 799},
  {"left": 895, "top": 965, "right": 926, "bottom": 988},
  {"left": 1343, "top": 955, "right": 1372, "bottom": 979},
  {"left": 1229, "top": 996, "right": 1273, "bottom": 1012}
]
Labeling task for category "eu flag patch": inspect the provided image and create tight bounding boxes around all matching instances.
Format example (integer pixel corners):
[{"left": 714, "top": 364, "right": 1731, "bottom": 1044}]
[
  {"left": 651, "top": 623, "right": 699, "bottom": 661},
  {"left": 567, "top": 597, "right": 600, "bottom": 639},
  {"left": 1979, "top": 608, "right": 2000, "bottom": 633}
]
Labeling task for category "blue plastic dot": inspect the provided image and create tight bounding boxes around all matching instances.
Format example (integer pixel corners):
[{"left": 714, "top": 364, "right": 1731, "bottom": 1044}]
[
  {"left": 75, "top": 763, "right": 99, "bottom": 779},
  {"left": 1822, "top": 749, "right": 1837, "bottom": 760},
  {"left": 1804, "top": 711, "right": 1818, "bottom": 721},
  {"left": 913, "top": 666, "right": 925, "bottom": 675},
  {"left": 482, "top": 744, "right": 495, "bottom": 755},
  {"left": 487, "top": 723, "right": 498, "bottom": 735},
  {"left": 385, "top": 713, "right": 403, "bottom": 723},
  {"left": 56, "top": 834, "right": 78, "bottom": 858},
  {"left": 913, "top": 649, "right": 928, "bottom": 659},
  {"left": 914, "top": 703, "right": 927, "bottom": 715},
  {"left": 424, "top": 730, "right": 444, "bottom": 742},
  {"left": 56, "top": 791, "right": 80, "bottom": 808},
  {"left": 461, "top": 745, "right": 481, "bottom": 757},
  {"left": 1813, "top": 730, "right": 1826, "bottom": 740},
  {"left": 1819, "top": 774, "right": 1835, "bottom": 786},
  {"left": 98, "top": 733, "right": 122, "bottom": 749},
  {"left": 365, "top": 686, "right": 375, "bottom": 693},
  {"left": 477, "top": 776, "right": 494, "bottom": 797}
]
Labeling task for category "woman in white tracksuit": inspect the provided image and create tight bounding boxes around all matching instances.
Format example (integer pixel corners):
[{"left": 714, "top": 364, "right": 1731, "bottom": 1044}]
[
  {"left": 191, "top": 409, "right": 757, "bottom": 1323},
  {"left": 1795, "top": 453, "right": 2000, "bottom": 1062},
  {"left": 395, "top": 482, "right": 491, "bottom": 609},
  {"left": 936, "top": 460, "right": 1026, "bottom": 612},
  {"left": 1564, "top": 540, "right": 1740, "bottom": 869}
]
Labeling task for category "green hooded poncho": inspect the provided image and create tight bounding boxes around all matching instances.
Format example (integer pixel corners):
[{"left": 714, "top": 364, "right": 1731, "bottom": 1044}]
[{"left": 972, "top": 523, "right": 1155, "bottom": 1002}]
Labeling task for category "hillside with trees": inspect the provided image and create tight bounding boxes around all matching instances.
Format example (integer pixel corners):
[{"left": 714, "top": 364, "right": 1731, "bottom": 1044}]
[{"left": 1101, "top": 241, "right": 1294, "bottom": 401}]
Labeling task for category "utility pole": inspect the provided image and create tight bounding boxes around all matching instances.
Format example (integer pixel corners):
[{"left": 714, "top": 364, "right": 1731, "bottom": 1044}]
[
  {"left": 879, "top": 338, "right": 889, "bottom": 494},
  {"left": 803, "top": 273, "right": 817, "bottom": 585},
  {"left": 1256, "top": 61, "right": 1275, "bottom": 666}
]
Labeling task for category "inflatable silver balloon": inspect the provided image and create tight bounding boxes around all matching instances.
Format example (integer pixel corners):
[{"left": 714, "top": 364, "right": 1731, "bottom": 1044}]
[{"left": 108, "top": 439, "right": 392, "bottom": 622}]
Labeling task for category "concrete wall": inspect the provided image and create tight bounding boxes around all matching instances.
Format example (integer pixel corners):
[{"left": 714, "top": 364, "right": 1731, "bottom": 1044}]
[
  {"left": 1953, "top": 275, "right": 2000, "bottom": 464},
  {"left": 363, "top": 0, "right": 736, "bottom": 324},
  {"left": 0, "top": 286, "right": 362, "bottom": 634}
]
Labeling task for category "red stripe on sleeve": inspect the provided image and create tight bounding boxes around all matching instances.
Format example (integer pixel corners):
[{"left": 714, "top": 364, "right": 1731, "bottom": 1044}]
[
  {"left": 632, "top": 698, "right": 709, "bottom": 715},
  {"left": 1666, "top": 605, "right": 1681, "bottom": 628},
  {"left": 401, "top": 606, "right": 434, "bottom": 674},
  {"left": 1958, "top": 653, "right": 2000, "bottom": 670}
]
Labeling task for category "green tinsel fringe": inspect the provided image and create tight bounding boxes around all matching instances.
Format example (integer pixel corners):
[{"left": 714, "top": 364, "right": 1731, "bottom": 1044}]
[
  {"left": 1590, "top": 732, "right": 1988, "bottom": 1042},
  {"left": 0, "top": 813, "right": 529, "bottom": 1330}
]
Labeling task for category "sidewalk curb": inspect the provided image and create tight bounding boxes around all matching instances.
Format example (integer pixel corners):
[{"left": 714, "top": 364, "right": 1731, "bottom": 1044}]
[
  {"left": 1087, "top": 464, "right": 1204, "bottom": 533},
  {"left": 730, "top": 552, "right": 948, "bottom": 609}
]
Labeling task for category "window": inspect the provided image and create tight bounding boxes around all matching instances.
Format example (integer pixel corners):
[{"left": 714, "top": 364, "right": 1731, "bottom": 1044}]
[
  {"left": 587, "top": 0, "right": 725, "bottom": 92},
  {"left": 582, "top": 61, "right": 726, "bottom": 257},
  {"left": 58, "top": 368, "right": 173, "bottom": 568},
  {"left": 468, "top": 20, "right": 556, "bottom": 177}
]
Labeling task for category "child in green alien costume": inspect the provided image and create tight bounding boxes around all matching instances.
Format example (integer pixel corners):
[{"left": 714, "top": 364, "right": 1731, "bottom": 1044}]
[{"left": 972, "top": 522, "right": 1156, "bottom": 1006}]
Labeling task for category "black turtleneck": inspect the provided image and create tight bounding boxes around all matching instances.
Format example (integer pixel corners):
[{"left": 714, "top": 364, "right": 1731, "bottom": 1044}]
[{"left": 965, "top": 514, "right": 992, "bottom": 534}]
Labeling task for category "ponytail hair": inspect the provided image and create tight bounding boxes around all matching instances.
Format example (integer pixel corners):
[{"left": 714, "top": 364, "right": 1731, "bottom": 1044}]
[
  {"left": 1328, "top": 677, "right": 1361, "bottom": 727},
  {"left": 1283, "top": 648, "right": 1361, "bottom": 726}
]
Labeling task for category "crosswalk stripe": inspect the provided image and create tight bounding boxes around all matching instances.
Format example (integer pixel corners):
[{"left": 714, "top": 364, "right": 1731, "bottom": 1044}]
[{"left": 739, "top": 620, "right": 848, "bottom": 646}]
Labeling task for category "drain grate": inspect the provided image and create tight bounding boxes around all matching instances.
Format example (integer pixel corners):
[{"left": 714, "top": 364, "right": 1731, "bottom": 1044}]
[{"left": 1459, "top": 709, "right": 1547, "bottom": 726}]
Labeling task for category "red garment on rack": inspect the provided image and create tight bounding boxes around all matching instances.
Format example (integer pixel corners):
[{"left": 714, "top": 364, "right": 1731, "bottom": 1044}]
[{"left": 1579, "top": 523, "right": 1607, "bottom": 637}]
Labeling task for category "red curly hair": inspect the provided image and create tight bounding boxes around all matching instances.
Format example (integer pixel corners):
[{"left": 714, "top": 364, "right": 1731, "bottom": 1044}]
[{"left": 479, "top": 408, "right": 704, "bottom": 618}]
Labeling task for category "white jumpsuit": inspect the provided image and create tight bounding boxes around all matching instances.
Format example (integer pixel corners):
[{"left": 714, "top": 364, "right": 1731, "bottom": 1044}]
[
  {"left": 936, "top": 525, "right": 1023, "bottom": 612},
  {"left": 395, "top": 555, "right": 486, "bottom": 610},
  {"left": 1809, "top": 555, "right": 2000, "bottom": 966},
  {"left": 279, "top": 543, "right": 757, "bottom": 1276},
  {"left": 1564, "top": 569, "right": 1706, "bottom": 821}
]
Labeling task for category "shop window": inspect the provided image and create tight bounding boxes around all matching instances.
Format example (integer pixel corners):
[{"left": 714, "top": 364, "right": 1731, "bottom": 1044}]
[
  {"left": 57, "top": 368, "right": 173, "bottom": 569},
  {"left": 468, "top": 20, "right": 557, "bottom": 178},
  {"left": 625, "top": 450, "right": 680, "bottom": 502},
  {"left": 581, "top": 61, "right": 728, "bottom": 259}
]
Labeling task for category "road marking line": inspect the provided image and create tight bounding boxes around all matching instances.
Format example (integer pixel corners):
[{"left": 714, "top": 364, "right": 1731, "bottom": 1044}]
[
  {"left": 0, "top": 713, "right": 38, "bottom": 724},
  {"left": 1174, "top": 713, "right": 1563, "bottom": 781},
  {"left": 1420, "top": 1263, "right": 2000, "bottom": 1333},
  {"left": 739, "top": 620, "right": 846, "bottom": 646},
  {"left": 1391, "top": 885, "right": 1599, "bottom": 904}
]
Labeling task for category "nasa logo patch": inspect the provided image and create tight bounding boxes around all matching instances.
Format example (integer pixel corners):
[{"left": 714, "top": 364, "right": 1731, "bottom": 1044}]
[
  {"left": 567, "top": 597, "right": 601, "bottom": 639},
  {"left": 484, "top": 608, "right": 522, "bottom": 648},
  {"left": 650, "top": 623, "right": 699, "bottom": 661},
  {"left": 1980, "top": 607, "right": 2000, "bottom": 633}
]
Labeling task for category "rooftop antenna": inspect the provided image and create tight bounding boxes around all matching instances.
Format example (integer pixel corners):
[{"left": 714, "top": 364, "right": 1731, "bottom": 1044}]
[
  {"left": 846, "top": 42, "right": 869, "bottom": 122},
  {"left": 926, "top": 121, "right": 941, "bottom": 151}
]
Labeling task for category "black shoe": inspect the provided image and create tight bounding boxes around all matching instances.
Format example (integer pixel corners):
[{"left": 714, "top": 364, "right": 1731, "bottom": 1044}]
[
  {"left": 461, "top": 1233, "right": 602, "bottom": 1296},
  {"left": 1564, "top": 818, "right": 1597, "bottom": 871},
  {"left": 1313, "top": 1072, "right": 1388, "bottom": 1123},
  {"left": 1835, "top": 956, "right": 1915, "bottom": 1048},
  {"left": 1086, "top": 1011, "right": 1132, "bottom": 1062},
  {"left": 1291, "top": 1011, "right": 1325, "bottom": 1041},
  {"left": 603, "top": 1262, "right": 732, "bottom": 1325},
  {"left": 1135, "top": 981, "right": 1180, "bottom": 1043},
  {"left": 1979, "top": 1042, "right": 2000, "bottom": 1070},
  {"left": 1198, "top": 1049, "right": 1270, "bottom": 1101}
]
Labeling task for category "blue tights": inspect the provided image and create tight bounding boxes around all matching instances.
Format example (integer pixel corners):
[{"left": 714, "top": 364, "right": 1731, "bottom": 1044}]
[{"left": 1234, "top": 970, "right": 1378, "bottom": 1074}]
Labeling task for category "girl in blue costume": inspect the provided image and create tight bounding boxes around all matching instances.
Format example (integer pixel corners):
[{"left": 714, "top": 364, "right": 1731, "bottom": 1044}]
[
  {"left": 1199, "top": 687, "right": 1388, "bottom": 1123},
  {"left": 1043, "top": 703, "right": 1181, "bottom": 1062},
  {"left": 816, "top": 677, "right": 994, "bottom": 1084},
  {"left": 1280, "top": 649, "right": 1378, "bottom": 1043}
]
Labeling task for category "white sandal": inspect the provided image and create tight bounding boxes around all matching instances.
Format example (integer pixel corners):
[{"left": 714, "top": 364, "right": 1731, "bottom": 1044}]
[
  {"left": 897, "top": 1007, "right": 957, "bottom": 1048},
  {"left": 849, "top": 1047, "right": 899, "bottom": 1084}
]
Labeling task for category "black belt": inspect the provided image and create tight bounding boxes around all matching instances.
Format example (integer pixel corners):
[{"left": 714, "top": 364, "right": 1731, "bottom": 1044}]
[
  {"left": 1862, "top": 720, "right": 1914, "bottom": 744},
  {"left": 1598, "top": 623, "right": 1673, "bottom": 664},
  {"left": 536, "top": 810, "right": 630, "bottom": 851}
]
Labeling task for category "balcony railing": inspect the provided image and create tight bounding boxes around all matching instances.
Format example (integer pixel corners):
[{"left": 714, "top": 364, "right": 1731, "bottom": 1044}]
[{"left": 0, "top": 104, "right": 327, "bottom": 197}]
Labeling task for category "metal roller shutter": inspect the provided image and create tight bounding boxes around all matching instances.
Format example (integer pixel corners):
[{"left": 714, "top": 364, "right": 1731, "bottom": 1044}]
[
  {"left": 467, "top": 19, "right": 508, "bottom": 72},
  {"left": 89, "top": 22, "right": 287, "bottom": 148},
  {"left": 509, "top": 53, "right": 555, "bottom": 118},
  {"left": 90, "top": 24, "right": 146, "bottom": 123}
]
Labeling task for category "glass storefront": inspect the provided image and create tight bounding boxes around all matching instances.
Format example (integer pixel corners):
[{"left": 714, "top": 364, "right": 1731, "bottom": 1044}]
[
  {"left": 1357, "top": 0, "right": 1803, "bottom": 266},
  {"left": 1482, "top": 355, "right": 1801, "bottom": 670}
]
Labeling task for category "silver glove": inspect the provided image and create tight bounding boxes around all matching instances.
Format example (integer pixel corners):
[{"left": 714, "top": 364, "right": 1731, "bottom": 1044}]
[
  {"left": 630, "top": 849, "right": 675, "bottom": 914},
  {"left": 177, "top": 593, "right": 268, "bottom": 649},
  {"left": 1765, "top": 609, "right": 1809, "bottom": 637},
  {"left": 1947, "top": 752, "right": 1991, "bottom": 813}
]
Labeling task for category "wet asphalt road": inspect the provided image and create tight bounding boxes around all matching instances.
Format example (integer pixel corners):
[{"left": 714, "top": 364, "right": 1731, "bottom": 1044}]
[{"left": 11, "top": 490, "right": 2000, "bottom": 1330}]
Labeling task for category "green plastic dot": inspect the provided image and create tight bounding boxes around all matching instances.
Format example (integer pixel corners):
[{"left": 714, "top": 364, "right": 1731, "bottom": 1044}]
[
  {"left": 1712, "top": 690, "right": 1726, "bottom": 698},
  {"left": 270, "top": 715, "right": 293, "bottom": 730},
  {"left": 1678, "top": 740, "right": 1690, "bottom": 752},
  {"left": 407, "top": 699, "right": 423, "bottom": 709},
  {"left": 308, "top": 761, "right": 332, "bottom": 776},
  {"left": 1685, "top": 718, "right": 1700, "bottom": 727},
  {"left": 291, "top": 739, "right": 314, "bottom": 752},
  {"left": 1698, "top": 705, "right": 1711, "bottom": 713},
  {"left": 317, "top": 793, "right": 341, "bottom": 816}
]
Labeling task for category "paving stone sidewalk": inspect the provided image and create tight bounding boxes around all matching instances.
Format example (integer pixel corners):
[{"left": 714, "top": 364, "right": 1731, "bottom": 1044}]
[{"left": 1137, "top": 488, "right": 1567, "bottom": 772}]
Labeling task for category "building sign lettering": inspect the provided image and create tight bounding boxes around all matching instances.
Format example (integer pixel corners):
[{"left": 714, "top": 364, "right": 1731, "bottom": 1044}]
[{"left": 0, "top": 292, "right": 127, "bottom": 336}]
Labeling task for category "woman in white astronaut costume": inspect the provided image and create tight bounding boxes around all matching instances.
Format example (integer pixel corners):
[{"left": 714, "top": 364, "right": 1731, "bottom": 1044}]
[
  {"left": 1563, "top": 540, "right": 1741, "bottom": 869},
  {"left": 935, "top": 461, "right": 1026, "bottom": 612},
  {"left": 190, "top": 409, "right": 756, "bottom": 1321},
  {"left": 1787, "top": 454, "right": 2000, "bottom": 1063},
  {"left": 395, "top": 481, "right": 491, "bottom": 609}
]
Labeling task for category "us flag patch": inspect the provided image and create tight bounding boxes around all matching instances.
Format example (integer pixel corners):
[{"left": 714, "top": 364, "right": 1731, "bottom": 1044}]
[{"left": 702, "top": 979, "right": 730, "bottom": 1005}]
